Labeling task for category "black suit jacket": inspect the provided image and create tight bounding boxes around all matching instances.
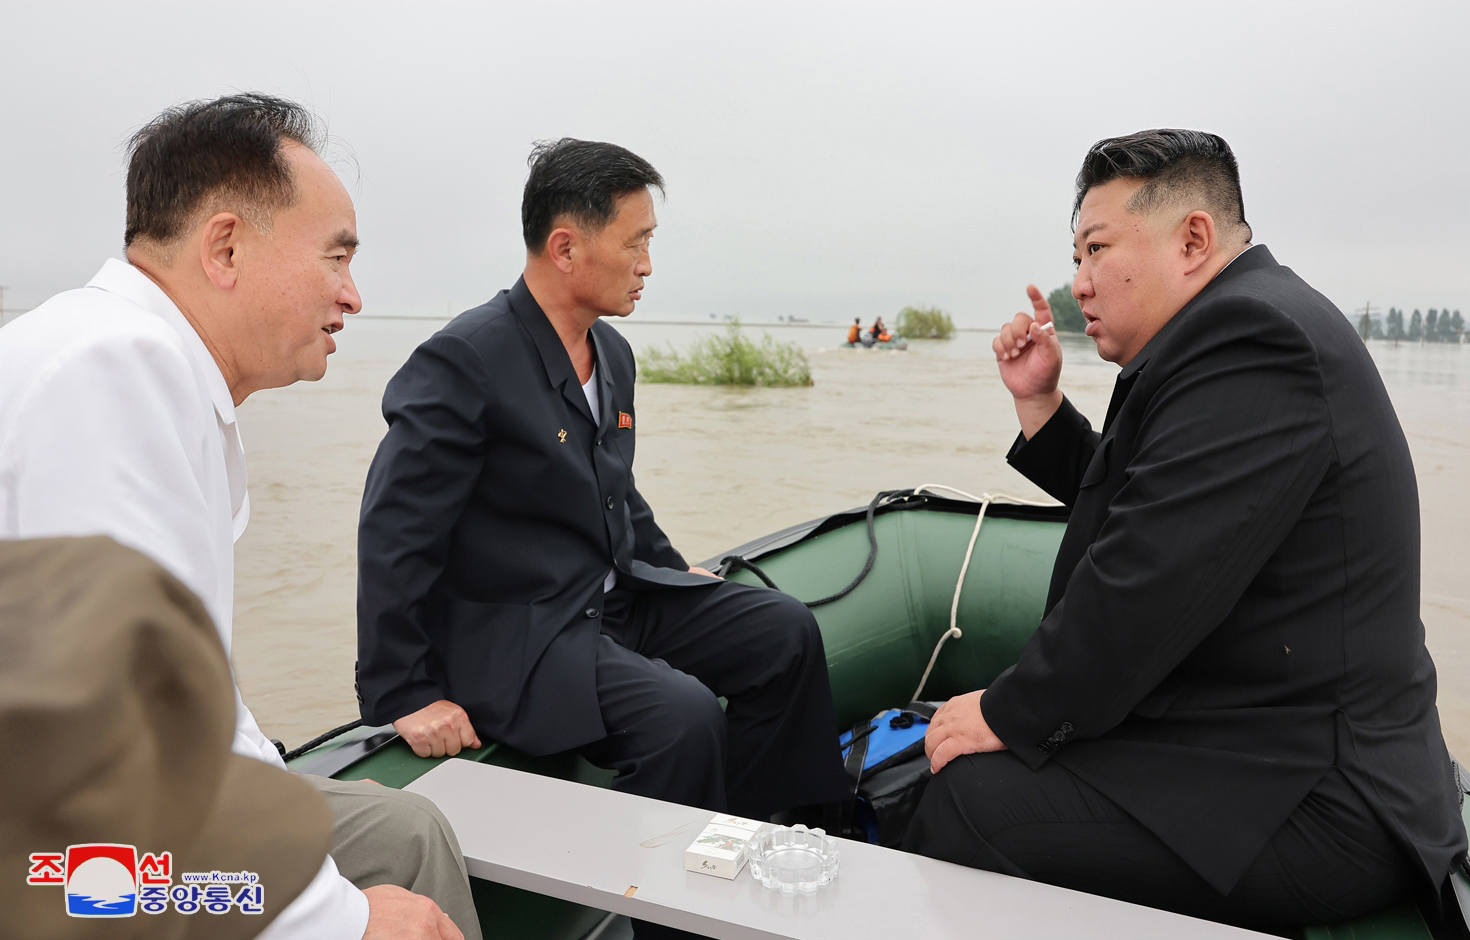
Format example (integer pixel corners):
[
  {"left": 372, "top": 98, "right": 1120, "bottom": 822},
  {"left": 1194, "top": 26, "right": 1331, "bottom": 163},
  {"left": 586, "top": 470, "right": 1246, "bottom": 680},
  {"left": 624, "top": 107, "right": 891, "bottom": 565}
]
[
  {"left": 985, "top": 246, "right": 1465, "bottom": 896},
  {"left": 356, "top": 278, "right": 712, "bottom": 755}
]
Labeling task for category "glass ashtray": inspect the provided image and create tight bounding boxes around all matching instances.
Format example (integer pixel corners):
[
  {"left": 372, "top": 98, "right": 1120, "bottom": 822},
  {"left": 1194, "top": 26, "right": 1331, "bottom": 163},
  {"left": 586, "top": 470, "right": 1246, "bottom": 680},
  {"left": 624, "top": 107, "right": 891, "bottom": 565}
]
[{"left": 748, "top": 825, "right": 839, "bottom": 894}]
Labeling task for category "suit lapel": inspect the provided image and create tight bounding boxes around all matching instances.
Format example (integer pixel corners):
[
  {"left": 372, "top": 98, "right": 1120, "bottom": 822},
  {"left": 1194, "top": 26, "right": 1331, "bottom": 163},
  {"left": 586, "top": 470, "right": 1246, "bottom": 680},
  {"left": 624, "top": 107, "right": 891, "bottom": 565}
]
[
  {"left": 1100, "top": 373, "right": 1138, "bottom": 439},
  {"left": 507, "top": 278, "right": 597, "bottom": 427},
  {"left": 590, "top": 325, "right": 616, "bottom": 436},
  {"left": 564, "top": 374, "right": 596, "bottom": 429}
]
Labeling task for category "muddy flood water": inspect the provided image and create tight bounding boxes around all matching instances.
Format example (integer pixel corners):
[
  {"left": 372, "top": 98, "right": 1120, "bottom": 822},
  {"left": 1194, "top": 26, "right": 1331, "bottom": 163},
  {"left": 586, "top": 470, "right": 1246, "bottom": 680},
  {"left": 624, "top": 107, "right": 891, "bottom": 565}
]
[{"left": 232, "top": 317, "right": 1470, "bottom": 755}]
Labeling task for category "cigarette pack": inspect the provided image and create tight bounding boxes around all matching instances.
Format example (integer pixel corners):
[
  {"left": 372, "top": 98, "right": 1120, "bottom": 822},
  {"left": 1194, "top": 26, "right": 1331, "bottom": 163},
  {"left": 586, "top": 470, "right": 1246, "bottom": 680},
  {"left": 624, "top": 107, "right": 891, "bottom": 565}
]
[{"left": 685, "top": 814, "right": 764, "bottom": 879}]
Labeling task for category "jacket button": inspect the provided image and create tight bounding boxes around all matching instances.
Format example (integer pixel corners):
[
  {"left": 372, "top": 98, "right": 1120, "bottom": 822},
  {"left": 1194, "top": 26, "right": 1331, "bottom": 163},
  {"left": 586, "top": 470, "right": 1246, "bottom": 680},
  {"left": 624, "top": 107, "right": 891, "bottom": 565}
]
[
  {"left": 585, "top": 607, "right": 600, "bottom": 618},
  {"left": 606, "top": 496, "right": 615, "bottom": 510},
  {"left": 596, "top": 438, "right": 602, "bottom": 446}
]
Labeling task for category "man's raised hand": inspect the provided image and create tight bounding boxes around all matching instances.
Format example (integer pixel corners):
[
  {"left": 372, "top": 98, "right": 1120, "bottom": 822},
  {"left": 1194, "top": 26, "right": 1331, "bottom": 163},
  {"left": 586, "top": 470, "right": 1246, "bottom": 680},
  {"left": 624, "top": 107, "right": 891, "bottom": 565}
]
[
  {"left": 993, "top": 284, "right": 1065, "bottom": 439},
  {"left": 393, "top": 699, "right": 481, "bottom": 758}
]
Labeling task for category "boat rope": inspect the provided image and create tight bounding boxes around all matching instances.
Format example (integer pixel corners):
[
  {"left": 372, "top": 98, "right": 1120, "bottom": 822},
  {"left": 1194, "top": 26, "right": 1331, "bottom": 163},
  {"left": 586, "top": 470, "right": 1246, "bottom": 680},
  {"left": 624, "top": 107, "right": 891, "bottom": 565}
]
[
  {"left": 720, "top": 483, "right": 1060, "bottom": 699},
  {"left": 908, "top": 485, "right": 1056, "bottom": 702},
  {"left": 718, "top": 489, "right": 910, "bottom": 607},
  {"left": 910, "top": 483, "right": 1056, "bottom": 508},
  {"left": 281, "top": 719, "right": 364, "bottom": 764}
]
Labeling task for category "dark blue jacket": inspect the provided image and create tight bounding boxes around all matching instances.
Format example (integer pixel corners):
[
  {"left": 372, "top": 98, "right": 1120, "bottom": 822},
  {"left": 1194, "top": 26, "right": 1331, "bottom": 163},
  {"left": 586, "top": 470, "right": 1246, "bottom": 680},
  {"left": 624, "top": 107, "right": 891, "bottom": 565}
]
[{"left": 356, "top": 278, "right": 709, "bottom": 754}]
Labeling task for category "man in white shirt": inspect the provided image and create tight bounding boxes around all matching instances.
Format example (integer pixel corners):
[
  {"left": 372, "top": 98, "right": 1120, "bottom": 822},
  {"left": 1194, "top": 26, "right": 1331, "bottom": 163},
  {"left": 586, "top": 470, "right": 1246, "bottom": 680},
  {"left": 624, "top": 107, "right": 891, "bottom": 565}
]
[{"left": 0, "top": 94, "right": 476, "bottom": 940}]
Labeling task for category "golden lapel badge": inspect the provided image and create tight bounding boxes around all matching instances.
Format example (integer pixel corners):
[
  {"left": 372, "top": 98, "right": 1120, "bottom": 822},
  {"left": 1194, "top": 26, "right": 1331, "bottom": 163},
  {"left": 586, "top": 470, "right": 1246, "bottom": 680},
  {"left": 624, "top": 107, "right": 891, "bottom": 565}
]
[
  {"left": 558, "top": 429, "right": 568, "bottom": 443},
  {"left": 618, "top": 412, "right": 633, "bottom": 430}
]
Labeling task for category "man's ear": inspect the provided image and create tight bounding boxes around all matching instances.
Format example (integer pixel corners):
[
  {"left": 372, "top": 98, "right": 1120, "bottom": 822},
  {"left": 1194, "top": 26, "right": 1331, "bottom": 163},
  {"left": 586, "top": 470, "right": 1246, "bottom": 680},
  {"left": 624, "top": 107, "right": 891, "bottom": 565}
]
[
  {"left": 545, "top": 227, "right": 578, "bottom": 275},
  {"left": 198, "top": 212, "right": 243, "bottom": 290},
  {"left": 1179, "top": 210, "right": 1217, "bottom": 276}
]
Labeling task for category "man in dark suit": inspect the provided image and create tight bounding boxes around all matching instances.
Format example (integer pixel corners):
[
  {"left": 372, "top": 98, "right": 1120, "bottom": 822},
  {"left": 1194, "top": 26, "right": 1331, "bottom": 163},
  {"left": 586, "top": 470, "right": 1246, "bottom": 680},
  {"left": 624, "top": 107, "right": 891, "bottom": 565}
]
[
  {"left": 356, "top": 140, "right": 847, "bottom": 841},
  {"left": 905, "top": 129, "right": 1466, "bottom": 930}
]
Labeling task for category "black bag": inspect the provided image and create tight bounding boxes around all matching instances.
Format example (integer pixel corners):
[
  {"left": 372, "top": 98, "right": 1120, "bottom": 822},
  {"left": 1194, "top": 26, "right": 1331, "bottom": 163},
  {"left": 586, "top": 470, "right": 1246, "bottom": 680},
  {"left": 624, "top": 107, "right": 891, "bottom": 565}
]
[{"left": 838, "top": 702, "right": 937, "bottom": 847}]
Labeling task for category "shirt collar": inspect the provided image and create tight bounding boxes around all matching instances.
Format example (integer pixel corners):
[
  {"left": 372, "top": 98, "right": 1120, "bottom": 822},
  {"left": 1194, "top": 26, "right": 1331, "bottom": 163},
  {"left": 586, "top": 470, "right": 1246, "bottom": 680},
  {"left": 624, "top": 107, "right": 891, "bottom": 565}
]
[
  {"left": 85, "top": 259, "right": 239, "bottom": 426},
  {"left": 1117, "top": 244, "right": 1265, "bottom": 380}
]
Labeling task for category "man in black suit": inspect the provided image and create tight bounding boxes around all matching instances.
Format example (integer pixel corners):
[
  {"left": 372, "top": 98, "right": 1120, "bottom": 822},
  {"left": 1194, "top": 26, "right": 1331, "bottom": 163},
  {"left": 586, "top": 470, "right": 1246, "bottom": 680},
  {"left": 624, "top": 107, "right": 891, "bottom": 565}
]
[
  {"left": 356, "top": 140, "right": 847, "bottom": 840},
  {"left": 905, "top": 129, "right": 1466, "bottom": 930}
]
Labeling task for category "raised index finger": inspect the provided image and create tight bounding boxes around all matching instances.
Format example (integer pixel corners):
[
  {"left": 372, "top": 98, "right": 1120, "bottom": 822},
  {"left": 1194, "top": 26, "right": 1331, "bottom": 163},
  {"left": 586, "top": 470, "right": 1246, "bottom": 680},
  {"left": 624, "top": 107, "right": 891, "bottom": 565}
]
[{"left": 1027, "top": 284, "right": 1053, "bottom": 327}]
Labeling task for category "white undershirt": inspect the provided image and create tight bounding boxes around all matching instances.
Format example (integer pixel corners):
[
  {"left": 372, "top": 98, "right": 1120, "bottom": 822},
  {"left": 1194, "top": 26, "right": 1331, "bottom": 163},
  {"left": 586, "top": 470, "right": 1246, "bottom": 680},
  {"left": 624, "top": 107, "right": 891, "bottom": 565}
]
[{"left": 582, "top": 367, "right": 618, "bottom": 593}]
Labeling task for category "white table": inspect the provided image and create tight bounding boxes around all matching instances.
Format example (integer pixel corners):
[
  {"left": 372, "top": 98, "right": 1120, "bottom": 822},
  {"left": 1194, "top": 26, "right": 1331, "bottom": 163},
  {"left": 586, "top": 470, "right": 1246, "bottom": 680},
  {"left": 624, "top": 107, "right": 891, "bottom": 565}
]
[{"left": 406, "top": 759, "right": 1268, "bottom": 940}]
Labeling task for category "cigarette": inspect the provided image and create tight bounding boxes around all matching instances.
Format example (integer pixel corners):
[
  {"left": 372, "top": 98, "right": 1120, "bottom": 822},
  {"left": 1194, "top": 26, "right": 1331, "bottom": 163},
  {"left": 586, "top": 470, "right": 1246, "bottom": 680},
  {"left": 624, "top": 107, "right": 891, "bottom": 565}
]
[{"left": 1006, "top": 319, "right": 1057, "bottom": 359}]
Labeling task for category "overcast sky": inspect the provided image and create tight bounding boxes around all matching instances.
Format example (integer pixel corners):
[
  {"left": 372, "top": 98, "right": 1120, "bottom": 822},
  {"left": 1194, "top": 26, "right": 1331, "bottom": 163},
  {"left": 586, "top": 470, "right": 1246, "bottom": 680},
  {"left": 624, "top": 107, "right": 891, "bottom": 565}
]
[{"left": 2, "top": 1, "right": 1466, "bottom": 325}]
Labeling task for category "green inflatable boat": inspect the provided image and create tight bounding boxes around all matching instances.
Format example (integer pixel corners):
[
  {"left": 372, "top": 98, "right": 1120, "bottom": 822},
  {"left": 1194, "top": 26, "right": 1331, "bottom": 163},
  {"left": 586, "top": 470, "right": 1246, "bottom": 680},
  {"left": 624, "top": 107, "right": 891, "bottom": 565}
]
[{"left": 288, "top": 487, "right": 1464, "bottom": 940}]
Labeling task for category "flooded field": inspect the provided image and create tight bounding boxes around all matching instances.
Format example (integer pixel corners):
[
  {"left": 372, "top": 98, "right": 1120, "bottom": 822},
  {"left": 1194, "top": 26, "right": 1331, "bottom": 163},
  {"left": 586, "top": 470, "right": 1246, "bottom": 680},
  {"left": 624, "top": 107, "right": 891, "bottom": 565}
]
[{"left": 232, "top": 317, "right": 1470, "bottom": 754}]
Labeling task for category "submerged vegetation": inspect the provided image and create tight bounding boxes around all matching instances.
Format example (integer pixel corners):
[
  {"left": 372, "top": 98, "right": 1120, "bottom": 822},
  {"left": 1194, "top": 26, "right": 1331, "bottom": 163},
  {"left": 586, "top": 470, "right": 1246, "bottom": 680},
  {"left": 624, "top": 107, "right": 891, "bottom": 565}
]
[
  {"left": 894, "top": 305, "right": 954, "bottom": 339},
  {"left": 638, "top": 321, "right": 813, "bottom": 387},
  {"left": 1047, "top": 286, "right": 1086, "bottom": 334}
]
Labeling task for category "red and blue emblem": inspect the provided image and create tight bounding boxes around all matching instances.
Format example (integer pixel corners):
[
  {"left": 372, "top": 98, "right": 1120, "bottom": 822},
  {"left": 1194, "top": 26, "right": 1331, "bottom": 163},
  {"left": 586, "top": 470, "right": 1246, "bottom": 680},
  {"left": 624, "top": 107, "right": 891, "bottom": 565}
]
[{"left": 65, "top": 844, "right": 137, "bottom": 917}]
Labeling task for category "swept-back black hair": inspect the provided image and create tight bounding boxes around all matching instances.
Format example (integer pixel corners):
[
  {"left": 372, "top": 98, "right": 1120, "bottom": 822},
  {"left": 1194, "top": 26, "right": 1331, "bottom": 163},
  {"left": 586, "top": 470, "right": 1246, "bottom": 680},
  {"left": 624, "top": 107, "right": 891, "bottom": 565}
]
[
  {"left": 521, "top": 138, "right": 664, "bottom": 251},
  {"left": 125, "top": 93, "right": 322, "bottom": 249},
  {"left": 1074, "top": 129, "right": 1251, "bottom": 241}
]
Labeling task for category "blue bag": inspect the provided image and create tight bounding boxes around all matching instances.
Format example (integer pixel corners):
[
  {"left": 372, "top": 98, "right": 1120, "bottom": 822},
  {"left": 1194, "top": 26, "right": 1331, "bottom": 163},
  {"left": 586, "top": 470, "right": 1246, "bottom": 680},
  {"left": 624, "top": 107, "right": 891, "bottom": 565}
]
[{"left": 838, "top": 702, "right": 938, "bottom": 847}]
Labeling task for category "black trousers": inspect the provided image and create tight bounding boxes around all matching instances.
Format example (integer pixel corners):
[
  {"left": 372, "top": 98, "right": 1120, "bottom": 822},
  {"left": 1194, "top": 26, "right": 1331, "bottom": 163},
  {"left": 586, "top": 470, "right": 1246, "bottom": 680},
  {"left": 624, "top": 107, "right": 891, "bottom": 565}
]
[
  {"left": 581, "top": 578, "right": 848, "bottom": 819},
  {"left": 582, "top": 580, "right": 848, "bottom": 940},
  {"left": 903, "top": 749, "right": 1417, "bottom": 932}
]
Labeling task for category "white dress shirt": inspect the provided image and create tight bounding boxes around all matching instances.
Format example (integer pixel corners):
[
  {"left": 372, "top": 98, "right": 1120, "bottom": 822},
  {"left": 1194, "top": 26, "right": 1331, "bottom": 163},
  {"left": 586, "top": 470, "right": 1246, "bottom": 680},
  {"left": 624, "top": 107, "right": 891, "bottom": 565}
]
[{"left": 0, "top": 259, "right": 369, "bottom": 939}]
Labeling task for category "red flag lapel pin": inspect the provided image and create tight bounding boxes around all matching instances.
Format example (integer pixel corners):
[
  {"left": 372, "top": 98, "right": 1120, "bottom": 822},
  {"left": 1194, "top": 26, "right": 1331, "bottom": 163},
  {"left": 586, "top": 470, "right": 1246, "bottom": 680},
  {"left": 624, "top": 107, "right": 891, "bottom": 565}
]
[{"left": 618, "top": 412, "right": 633, "bottom": 429}]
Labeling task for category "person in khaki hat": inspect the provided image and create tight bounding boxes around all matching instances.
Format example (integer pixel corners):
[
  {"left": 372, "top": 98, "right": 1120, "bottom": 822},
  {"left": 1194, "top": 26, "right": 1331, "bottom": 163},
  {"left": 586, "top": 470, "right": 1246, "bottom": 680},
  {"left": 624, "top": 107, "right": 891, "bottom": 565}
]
[
  {"left": 0, "top": 535, "right": 332, "bottom": 939},
  {"left": 0, "top": 94, "right": 474, "bottom": 939}
]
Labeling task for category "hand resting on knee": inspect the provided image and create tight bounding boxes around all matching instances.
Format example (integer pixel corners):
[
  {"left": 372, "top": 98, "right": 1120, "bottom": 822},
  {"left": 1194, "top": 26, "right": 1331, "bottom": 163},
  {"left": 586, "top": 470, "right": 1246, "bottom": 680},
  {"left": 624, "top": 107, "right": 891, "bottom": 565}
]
[
  {"left": 925, "top": 689, "right": 1008, "bottom": 774},
  {"left": 393, "top": 699, "right": 482, "bottom": 758},
  {"left": 363, "top": 884, "right": 464, "bottom": 940}
]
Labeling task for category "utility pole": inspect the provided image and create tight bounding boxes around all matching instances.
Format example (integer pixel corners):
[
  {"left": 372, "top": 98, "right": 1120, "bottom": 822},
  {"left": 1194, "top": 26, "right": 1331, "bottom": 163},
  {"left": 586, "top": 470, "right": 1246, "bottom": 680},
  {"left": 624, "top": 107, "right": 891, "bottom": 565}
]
[{"left": 1354, "top": 300, "right": 1379, "bottom": 342}]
